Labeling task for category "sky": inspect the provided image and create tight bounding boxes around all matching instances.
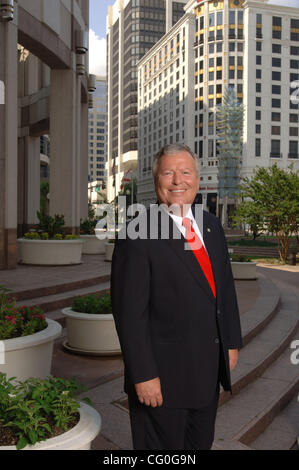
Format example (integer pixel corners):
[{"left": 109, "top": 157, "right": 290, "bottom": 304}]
[{"left": 88, "top": 0, "right": 299, "bottom": 76}]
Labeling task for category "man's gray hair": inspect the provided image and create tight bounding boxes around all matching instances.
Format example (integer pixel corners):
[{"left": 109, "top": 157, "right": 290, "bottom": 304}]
[{"left": 152, "top": 144, "right": 200, "bottom": 179}]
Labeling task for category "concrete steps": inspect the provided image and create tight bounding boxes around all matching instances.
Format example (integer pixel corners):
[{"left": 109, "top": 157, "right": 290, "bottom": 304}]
[
  {"left": 250, "top": 394, "right": 299, "bottom": 450},
  {"left": 216, "top": 280, "right": 299, "bottom": 449},
  {"left": 16, "top": 280, "right": 110, "bottom": 313},
  {"left": 8, "top": 263, "right": 298, "bottom": 450}
]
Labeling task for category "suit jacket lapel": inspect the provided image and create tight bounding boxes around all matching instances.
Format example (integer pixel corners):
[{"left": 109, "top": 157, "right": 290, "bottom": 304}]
[{"left": 158, "top": 207, "right": 216, "bottom": 304}]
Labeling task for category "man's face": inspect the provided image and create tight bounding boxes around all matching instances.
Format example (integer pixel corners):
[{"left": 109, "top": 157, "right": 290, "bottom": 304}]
[{"left": 154, "top": 151, "right": 199, "bottom": 213}]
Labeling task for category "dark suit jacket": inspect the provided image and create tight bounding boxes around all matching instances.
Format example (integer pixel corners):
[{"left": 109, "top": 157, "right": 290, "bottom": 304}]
[{"left": 111, "top": 205, "right": 243, "bottom": 409}]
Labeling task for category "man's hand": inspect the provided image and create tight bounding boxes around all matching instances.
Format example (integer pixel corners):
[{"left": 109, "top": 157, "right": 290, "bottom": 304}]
[
  {"left": 135, "top": 377, "right": 163, "bottom": 408},
  {"left": 228, "top": 349, "right": 239, "bottom": 371}
]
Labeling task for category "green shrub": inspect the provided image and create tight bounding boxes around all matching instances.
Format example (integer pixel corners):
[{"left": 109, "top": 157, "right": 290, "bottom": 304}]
[
  {"left": 71, "top": 293, "right": 111, "bottom": 314},
  {"left": 0, "top": 374, "right": 90, "bottom": 450},
  {"left": 24, "top": 232, "right": 40, "bottom": 240},
  {"left": 53, "top": 234, "right": 63, "bottom": 240},
  {"left": 65, "top": 235, "right": 78, "bottom": 240},
  {"left": 230, "top": 254, "right": 252, "bottom": 263}
]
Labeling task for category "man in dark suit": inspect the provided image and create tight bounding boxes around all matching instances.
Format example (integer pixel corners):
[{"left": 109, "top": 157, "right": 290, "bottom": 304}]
[{"left": 111, "top": 144, "right": 242, "bottom": 450}]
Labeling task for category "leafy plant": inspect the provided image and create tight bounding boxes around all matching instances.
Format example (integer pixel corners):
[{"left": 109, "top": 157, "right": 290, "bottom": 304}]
[
  {"left": 0, "top": 374, "right": 91, "bottom": 450},
  {"left": 65, "top": 235, "right": 78, "bottom": 240},
  {"left": 36, "top": 212, "right": 65, "bottom": 238},
  {"left": 71, "top": 293, "right": 112, "bottom": 315},
  {"left": 80, "top": 204, "right": 106, "bottom": 235}
]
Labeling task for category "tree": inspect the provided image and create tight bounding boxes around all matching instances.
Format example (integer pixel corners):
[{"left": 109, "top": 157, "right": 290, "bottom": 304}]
[
  {"left": 216, "top": 86, "right": 245, "bottom": 227},
  {"left": 233, "top": 164, "right": 299, "bottom": 262}
]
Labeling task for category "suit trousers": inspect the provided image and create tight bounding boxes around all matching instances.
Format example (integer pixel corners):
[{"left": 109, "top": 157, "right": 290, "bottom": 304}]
[{"left": 127, "top": 384, "right": 220, "bottom": 450}]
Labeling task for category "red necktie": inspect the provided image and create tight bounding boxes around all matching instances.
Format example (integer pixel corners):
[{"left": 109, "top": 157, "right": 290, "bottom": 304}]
[{"left": 182, "top": 218, "right": 216, "bottom": 298}]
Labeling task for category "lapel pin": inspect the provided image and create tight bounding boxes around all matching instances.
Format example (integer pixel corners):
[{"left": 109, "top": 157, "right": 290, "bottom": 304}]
[{"left": 207, "top": 228, "right": 211, "bottom": 232}]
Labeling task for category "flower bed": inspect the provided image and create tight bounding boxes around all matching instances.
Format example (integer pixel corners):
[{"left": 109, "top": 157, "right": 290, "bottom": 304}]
[
  {"left": 0, "top": 286, "right": 47, "bottom": 340},
  {"left": 0, "top": 285, "right": 62, "bottom": 381}
]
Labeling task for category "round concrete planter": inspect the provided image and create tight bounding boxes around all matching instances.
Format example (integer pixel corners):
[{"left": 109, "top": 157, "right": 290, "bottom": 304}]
[
  {"left": 0, "top": 402, "right": 102, "bottom": 450},
  {"left": 80, "top": 235, "right": 105, "bottom": 255},
  {"left": 105, "top": 242, "right": 115, "bottom": 261},
  {"left": 17, "top": 238, "right": 84, "bottom": 266},
  {"left": 231, "top": 261, "right": 257, "bottom": 280},
  {"left": 0, "top": 319, "right": 62, "bottom": 382},
  {"left": 61, "top": 307, "right": 121, "bottom": 356}
]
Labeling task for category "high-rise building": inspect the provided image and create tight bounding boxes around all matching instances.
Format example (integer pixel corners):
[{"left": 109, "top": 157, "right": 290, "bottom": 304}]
[
  {"left": 106, "top": 0, "right": 187, "bottom": 202},
  {"left": 137, "top": 0, "right": 299, "bottom": 219},
  {"left": 88, "top": 76, "right": 107, "bottom": 189}
]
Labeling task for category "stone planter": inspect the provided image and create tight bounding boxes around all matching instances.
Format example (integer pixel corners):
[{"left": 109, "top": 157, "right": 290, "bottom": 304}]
[
  {"left": 0, "top": 402, "right": 102, "bottom": 450},
  {"left": 105, "top": 242, "right": 115, "bottom": 261},
  {"left": 231, "top": 261, "right": 257, "bottom": 280},
  {"left": 18, "top": 239, "right": 84, "bottom": 266},
  {"left": 0, "top": 319, "right": 62, "bottom": 382},
  {"left": 61, "top": 307, "right": 121, "bottom": 356},
  {"left": 80, "top": 234, "right": 105, "bottom": 255}
]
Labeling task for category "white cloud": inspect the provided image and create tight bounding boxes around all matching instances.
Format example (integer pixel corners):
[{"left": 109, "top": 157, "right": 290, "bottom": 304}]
[
  {"left": 268, "top": 0, "right": 298, "bottom": 7},
  {"left": 89, "top": 29, "right": 106, "bottom": 76}
]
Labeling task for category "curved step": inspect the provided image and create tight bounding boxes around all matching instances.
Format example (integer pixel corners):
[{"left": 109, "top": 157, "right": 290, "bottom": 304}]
[
  {"left": 219, "top": 281, "right": 298, "bottom": 406},
  {"left": 16, "top": 280, "right": 110, "bottom": 312},
  {"left": 250, "top": 392, "right": 299, "bottom": 450},
  {"left": 241, "top": 273, "right": 280, "bottom": 346},
  {"left": 215, "top": 280, "right": 299, "bottom": 448}
]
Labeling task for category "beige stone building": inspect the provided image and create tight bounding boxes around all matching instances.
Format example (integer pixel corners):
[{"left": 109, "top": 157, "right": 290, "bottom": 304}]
[
  {"left": 137, "top": 0, "right": 299, "bottom": 217},
  {"left": 0, "top": 0, "right": 92, "bottom": 269}
]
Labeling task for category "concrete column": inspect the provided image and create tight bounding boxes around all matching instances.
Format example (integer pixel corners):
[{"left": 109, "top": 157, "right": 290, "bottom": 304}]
[
  {"left": 0, "top": 19, "right": 18, "bottom": 269},
  {"left": 49, "top": 67, "right": 81, "bottom": 233},
  {"left": 80, "top": 99, "right": 88, "bottom": 220}
]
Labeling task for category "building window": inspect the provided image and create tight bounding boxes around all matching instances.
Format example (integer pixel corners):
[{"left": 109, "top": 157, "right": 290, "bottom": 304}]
[
  {"left": 256, "top": 55, "right": 262, "bottom": 65},
  {"left": 272, "top": 44, "right": 281, "bottom": 54},
  {"left": 289, "top": 140, "right": 298, "bottom": 158},
  {"left": 256, "top": 41, "right": 262, "bottom": 51},
  {"left": 256, "top": 110, "right": 261, "bottom": 120},
  {"left": 256, "top": 124, "right": 261, "bottom": 134},
  {"left": 272, "top": 57, "right": 281, "bottom": 67},
  {"left": 272, "top": 85, "right": 281, "bottom": 94},
  {"left": 272, "top": 112, "right": 281, "bottom": 121},
  {"left": 291, "top": 19, "right": 299, "bottom": 41},
  {"left": 272, "top": 99, "right": 281, "bottom": 108},
  {"left": 271, "top": 139, "right": 281, "bottom": 158},
  {"left": 290, "top": 113, "right": 298, "bottom": 123},
  {"left": 208, "top": 140, "right": 214, "bottom": 157},
  {"left": 290, "top": 60, "right": 299, "bottom": 69},
  {"left": 272, "top": 126, "right": 280, "bottom": 135},
  {"left": 256, "top": 83, "right": 261, "bottom": 93},
  {"left": 256, "top": 97, "right": 261, "bottom": 107},
  {"left": 290, "top": 127, "right": 298, "bottom": 136},
  {"left": 272, "top": 71, "right": 281, "bottom": 81},
  {"left": 255, "top": 138, "right": 261, "bottom": 157},
  {"left": 256, "top": 69, "right": 262, "bottom": 79}
]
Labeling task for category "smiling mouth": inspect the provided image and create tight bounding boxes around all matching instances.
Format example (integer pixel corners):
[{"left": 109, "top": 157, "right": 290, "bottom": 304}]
[{"left": 169, "top": 189, "right": 186, "bottom": 193}]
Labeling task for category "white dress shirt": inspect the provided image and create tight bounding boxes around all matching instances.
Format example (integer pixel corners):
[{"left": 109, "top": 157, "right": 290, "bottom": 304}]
[{"left": 167, "top": 207, "right": 207, "bottom": 250}]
